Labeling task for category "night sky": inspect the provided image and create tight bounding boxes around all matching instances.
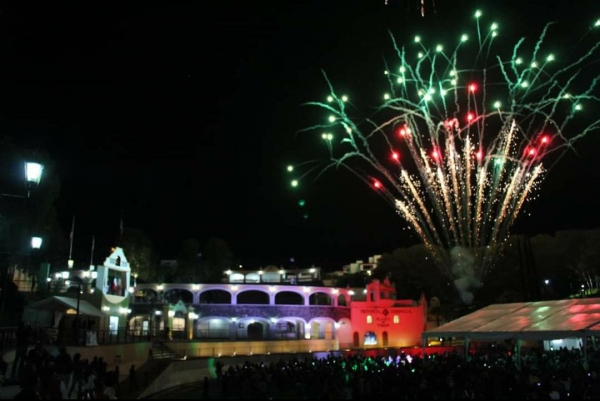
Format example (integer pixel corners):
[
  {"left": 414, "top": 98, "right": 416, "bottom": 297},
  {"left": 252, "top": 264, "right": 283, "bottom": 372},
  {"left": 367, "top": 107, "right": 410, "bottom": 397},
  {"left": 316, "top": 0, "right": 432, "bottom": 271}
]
[{"left": 0, "top": 0, "right": 599, "bottom": 270}]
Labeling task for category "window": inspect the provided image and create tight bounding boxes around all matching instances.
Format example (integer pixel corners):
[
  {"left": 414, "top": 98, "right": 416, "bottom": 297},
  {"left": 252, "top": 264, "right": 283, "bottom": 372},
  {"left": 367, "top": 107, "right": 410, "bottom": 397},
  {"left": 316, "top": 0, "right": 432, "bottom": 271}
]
[
  {"left": 109, "top": 316, "right": 119, "bottom": 335},
  {"left": 366, "top": 315, "right": 373, "bottom": 324},
  {"left": 172, "top": 317, "right": 185, "bottom": 331},
  {"left": 364, "top": 331, "right": 377, "bottom": 345},
  {"left": 393, "top": 315, "right": 400, "bottom": 324}
]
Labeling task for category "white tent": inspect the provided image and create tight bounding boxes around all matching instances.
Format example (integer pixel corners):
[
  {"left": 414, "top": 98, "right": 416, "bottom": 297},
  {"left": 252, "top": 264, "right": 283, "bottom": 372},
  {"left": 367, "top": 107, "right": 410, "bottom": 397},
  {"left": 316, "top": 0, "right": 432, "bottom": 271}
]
[{"left": 422, "top": 298, "right": 600, "bottom": 345}]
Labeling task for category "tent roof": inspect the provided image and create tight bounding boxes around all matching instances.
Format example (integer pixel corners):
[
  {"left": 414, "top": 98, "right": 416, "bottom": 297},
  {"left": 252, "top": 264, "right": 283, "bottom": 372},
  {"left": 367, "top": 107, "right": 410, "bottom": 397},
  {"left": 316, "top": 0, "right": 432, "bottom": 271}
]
[
  {"left": 27, "top": 296, "right": 103, "bottom": 318},
  {"left": 423, "top": 298, "right": 600, "bottom": 341}
]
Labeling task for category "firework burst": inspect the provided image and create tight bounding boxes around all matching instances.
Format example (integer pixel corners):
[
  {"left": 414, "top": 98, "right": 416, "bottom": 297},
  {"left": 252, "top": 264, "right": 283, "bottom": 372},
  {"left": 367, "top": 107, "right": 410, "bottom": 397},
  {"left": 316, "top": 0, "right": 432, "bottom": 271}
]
[{"left": 288, "top": 11, "right": 600, "bottom": 302}]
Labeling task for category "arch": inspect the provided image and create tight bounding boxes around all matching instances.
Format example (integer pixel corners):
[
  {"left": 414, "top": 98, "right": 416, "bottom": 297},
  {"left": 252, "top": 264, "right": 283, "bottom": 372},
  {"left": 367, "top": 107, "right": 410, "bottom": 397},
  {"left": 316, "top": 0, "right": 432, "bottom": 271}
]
[
  {"left": 271, "top": 318, "right": 302, "bottom": 340},
  {"left": 382, "top": 331, "right": 389, "bottom": 346},
  {"left": 364, "top": 331, "right": 377, "bottom": 346},
  {"left": 229, "top": 273, "right": 244, "bottom": 283},
  {"left": 274, "top": 291, "right": 304, "bottom": 305},
  {"left": 337, "top": 294, "right": 347, "bottom": 307},
  {"left": 237, "top": 290, "right": 269, "bottom": 304},
  {"left": 196, "top": 317, "right": 231, "bottom": 339},
  {"left": 199, "top": 289, "right": 232, "bottom": 304},
  {"left": 324, "top": 321, "right": 334, "bottom": 340},
  {"left": 310, "top": 321, "right": 321, "bottom": 339},
  {"left": 245, "top": 273, "right": 260, "bottom": 283},
  {"left": 164, "top": 288, "right": 193, "bottom": 305},
  {"left": 247, "top": 322, "right": 264, "bottom": 340},
  {"left": 309, "top": 292, "right": 332, "bottom": 306},
  {"left": 353, "top": 332, "right": 359, "bottom": 347},
  {"left": 128, "top": 316, "right": 152, "bottom": 336},
  {"left": 66, "top": 286, "right": 80, "bottom": 294},
  {"left": 262, "top": 272, "right": 279, "bottom": 283}
]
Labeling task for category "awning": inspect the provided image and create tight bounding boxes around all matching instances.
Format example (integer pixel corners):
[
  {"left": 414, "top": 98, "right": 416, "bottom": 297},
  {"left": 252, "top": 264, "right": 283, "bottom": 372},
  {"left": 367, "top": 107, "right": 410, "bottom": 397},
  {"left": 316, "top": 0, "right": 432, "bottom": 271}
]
[
  {"left": 27, "top": 296, "right": 103, "bottom": 318},
  {"left": 422, "top": 298, "right": 600, "bottom": 343}
]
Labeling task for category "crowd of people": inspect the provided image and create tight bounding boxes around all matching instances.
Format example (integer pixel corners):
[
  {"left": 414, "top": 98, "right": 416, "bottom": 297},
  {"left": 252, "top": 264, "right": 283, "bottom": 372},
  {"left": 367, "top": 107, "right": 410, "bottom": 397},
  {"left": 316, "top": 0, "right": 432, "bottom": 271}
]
[{"left": 212, "top": 345, "right": 600, "bottom": 399}]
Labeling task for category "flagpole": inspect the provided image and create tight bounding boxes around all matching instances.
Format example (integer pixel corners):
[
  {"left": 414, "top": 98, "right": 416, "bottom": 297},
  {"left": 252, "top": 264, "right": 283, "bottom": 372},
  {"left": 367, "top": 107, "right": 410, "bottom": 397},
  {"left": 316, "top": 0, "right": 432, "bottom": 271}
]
[
  {"left": 68, "top": 215, "right": 75, "bottom": 268},
  {"left": 90, "top": 235, "right": 95, "bottom": 268}
]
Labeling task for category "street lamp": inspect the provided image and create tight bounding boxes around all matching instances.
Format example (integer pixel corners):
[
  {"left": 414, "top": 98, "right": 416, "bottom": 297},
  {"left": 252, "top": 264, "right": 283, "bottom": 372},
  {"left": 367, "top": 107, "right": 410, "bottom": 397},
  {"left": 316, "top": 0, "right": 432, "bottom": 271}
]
[
  {"left": 0, "top": 160, "right": 44, "bottom": 322},
  {"left": 31, "top": 237, "right": 42, "bottom": 250}
]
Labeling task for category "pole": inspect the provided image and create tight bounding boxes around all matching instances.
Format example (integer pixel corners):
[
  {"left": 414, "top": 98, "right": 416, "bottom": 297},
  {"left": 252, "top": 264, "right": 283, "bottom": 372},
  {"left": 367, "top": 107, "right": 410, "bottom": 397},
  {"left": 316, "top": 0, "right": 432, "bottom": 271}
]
[{"left": 75, "top": 282, "right": 81, "bottom": 345}]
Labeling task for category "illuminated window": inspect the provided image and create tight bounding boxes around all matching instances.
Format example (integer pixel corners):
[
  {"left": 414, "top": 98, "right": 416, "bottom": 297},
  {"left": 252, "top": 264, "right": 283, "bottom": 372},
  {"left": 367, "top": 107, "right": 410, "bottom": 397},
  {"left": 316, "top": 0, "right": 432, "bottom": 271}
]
[
  {"left": 364, "top": 331, "right": 377, "bottom": 345},
  {"left": 366, "top": 315, "right": 373, "bottom": 324},
  {"left": 172, "top": 317, "right": 185, "bottom": 331},
  {"left": 393, "top": 315, "right": 400, "bottom": 324}
]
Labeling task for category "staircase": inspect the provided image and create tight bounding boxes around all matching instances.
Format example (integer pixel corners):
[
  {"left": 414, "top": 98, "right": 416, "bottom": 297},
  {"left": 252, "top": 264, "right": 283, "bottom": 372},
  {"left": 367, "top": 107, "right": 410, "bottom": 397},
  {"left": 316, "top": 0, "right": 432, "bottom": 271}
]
[{"left": 151, "top": 341, "right": 185, "bottom": 360}]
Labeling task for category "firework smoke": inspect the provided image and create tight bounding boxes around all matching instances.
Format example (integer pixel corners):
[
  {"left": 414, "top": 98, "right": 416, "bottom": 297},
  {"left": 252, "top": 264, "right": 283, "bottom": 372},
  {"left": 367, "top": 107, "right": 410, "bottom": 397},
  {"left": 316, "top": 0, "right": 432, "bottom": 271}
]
[{"left": 451, "top": 246, "right": 480, "bottom": 304}]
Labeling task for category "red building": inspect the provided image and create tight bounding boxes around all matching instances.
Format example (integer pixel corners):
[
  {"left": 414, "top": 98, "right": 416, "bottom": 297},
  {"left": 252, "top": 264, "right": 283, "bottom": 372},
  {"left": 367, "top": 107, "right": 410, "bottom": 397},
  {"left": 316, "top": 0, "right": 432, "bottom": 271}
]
[{"left": 349, "top": 278, "right": 427, "bottom": 348}]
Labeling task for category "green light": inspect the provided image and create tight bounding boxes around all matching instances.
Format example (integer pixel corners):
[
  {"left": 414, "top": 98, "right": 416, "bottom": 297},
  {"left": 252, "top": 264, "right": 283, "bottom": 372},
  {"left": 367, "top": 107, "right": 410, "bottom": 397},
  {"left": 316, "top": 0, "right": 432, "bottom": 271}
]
[
  {"left": 327, "top": 133, "right": 334, "bottom": 140},
  {"left": 563, "top": 93, "right": 571, "bottom": 99},
  {"left": 341, "top": 95, "right": 348, "bottom": 102},
  {"left": 327, "top": 96, "right": 333, "bottom": 102},
  {"left": 384, "top": 93, "right": 390, "bottom": 100},
  {"left": 516, "top": 57, "right": 523, "bottom": 65},
  {"left": 428, "top": 88, "right": 435, "bottom": 94},
  {"left": 414, "top": 35, "right": 421, "bottom": 43},
  {"left": 328, "top": 115, "right": 336, "bottom": 122},
  {"left": 521, "top": 81, "right": 529, "bottom": 88},
  {"left": 436, "top": 44, "right": 443, "bottom": 52},
  {"left": 575, "top": 104, "right": 582, "bottom": 111},
  {"left": 450, "top": 79, "right": 457, "bottom": 85},
  {"left": 461, "top": 34, "right": 468, "bottom": 42},
  {"left": 287, "top": 165, "right": 294, "bottom": 172},
  {"left": 531, "top": 61, "right": 538, "bottom": 68},
  {"left": 384, "top": 70, "right": 389, "bottom": 75},
  {"left": 302, "top": 213, "right": 309, "bottom": 219},
  {"left": 547, "top": 54, "right": 555, "bottom": 62},
  {"left": 397, "top": 77, "right": 404, "bottom": 84},
  {"left": 494, "top": 158, "right": 504, "bottom": 166},
  {"left": 298, "top": 200, "right": 305, "bottom": 207},
  {"left": 424, "top": 94, "right": 432, "bottom": 101},
  {"left": 440, "top": 89, "right": 447, "bottom": 96},
  {"left": 399, "top": 66, "right": 406, "bottom": 73},
  {"left": 492, "top": 31, "right": 498, "bottom": 37},
  {"left": 450, "top": 70, "right": 456, "bottom": 76},
  {"left": 475, "top": 10, "right": 482, "bottom": 18},
  {"left": 595, "top": 19, "right": 600, "bottom": 27},
  {"left": 491, "top": 23, "right": 498, "bottom": 30},
  {"left": 493, "top": 101, "right": 501, "bottom": 108},
  {"left": 418, "top": 52, "right": 424, "bottom": 59},
  {"left": 321, "top": 133, "right": 327, "bottom": 139},
  {"left": 291, "top": 180, "right": 298, "bottom": 187}
]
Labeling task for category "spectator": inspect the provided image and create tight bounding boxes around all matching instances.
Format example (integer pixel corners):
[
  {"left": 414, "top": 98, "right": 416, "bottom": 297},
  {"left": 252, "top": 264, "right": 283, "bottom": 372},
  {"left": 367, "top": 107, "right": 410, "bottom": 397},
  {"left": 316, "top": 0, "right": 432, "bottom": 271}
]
[{"left": 11, "top": 322, "right": 29, "bottom": 378}]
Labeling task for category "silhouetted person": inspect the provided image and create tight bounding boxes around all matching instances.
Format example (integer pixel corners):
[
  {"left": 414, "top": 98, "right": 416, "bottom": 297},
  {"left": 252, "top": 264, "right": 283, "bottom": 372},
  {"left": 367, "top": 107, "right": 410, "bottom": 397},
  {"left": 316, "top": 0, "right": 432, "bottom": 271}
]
[
  {"left": 129, "top": 364, "right": 139, "bottom": 391},
  {"left": 203, "top": 376, "right": 209, "bottom": 399},
  {"left": 11, "top": 322, "right": 29, "bottom": 378}
]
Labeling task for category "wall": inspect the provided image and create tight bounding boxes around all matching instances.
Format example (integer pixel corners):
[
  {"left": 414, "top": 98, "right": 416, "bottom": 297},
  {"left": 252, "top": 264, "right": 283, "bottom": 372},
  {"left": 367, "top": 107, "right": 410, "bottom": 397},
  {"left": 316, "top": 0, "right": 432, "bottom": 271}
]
[
  {"left": 351, "top": 305, "right": 425, "bottom": 347},
  {"left": 66, "top": 342, "right": 151, "bottom": 381},
  {"left": 165, "top": 339, "right": 338, "bottom": 358},
  {"left": 139, "top": 352, "right": 325, "bottom": 399}
]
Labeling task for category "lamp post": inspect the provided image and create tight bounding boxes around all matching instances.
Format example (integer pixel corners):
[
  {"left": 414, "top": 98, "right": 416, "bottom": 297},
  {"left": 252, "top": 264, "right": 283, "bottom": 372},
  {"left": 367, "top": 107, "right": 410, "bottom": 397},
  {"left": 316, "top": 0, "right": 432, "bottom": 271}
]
[
  {"left": 0, "top": 161, "right": 43, "bottom": 323},
  {"left": 0, "top": 236, "right": 43, "bottom": 321}
]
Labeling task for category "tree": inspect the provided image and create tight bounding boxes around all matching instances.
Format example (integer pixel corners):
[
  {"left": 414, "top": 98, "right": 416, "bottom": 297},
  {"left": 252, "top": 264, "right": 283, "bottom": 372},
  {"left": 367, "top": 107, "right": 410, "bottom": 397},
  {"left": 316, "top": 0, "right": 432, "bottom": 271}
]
[
  {"left": 200, "top": 238, "right": 234, "bottom": 283},
  {"left": 121, "top": 227, "right": 159, "bottom": 282},
  {"left": 176, "top": 238, "right": 201, "bottom": 282},
  {"left": 573, "top": 229, "right": 600, "bottom": 294}
]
